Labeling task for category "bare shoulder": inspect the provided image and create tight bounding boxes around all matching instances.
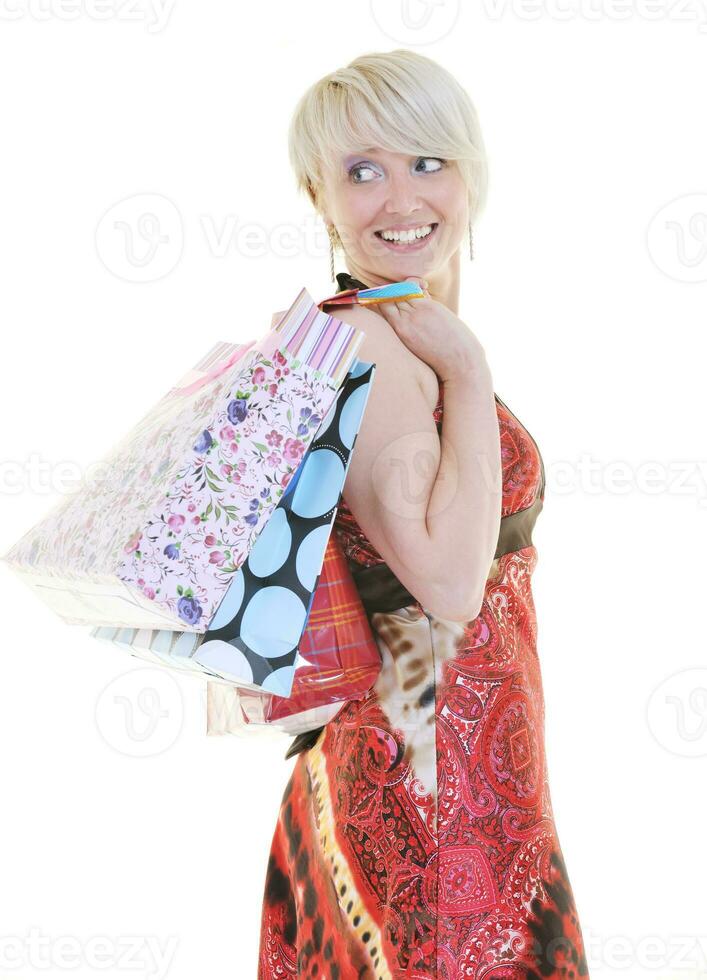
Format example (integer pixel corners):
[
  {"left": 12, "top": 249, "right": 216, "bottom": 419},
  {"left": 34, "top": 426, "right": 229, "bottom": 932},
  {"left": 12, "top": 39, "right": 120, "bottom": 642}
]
[
  {"left": 325, "top": 302, "right": 444, "bottom": 594},
  {"left": 334, "top": 304, "right": 440, "bottom": 412}
]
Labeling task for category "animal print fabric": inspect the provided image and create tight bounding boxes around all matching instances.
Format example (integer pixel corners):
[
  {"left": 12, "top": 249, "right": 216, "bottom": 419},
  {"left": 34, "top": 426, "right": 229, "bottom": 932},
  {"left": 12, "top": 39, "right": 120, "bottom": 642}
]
[{"left": 257, "top": 275, "right": 589, "bottom": 979}]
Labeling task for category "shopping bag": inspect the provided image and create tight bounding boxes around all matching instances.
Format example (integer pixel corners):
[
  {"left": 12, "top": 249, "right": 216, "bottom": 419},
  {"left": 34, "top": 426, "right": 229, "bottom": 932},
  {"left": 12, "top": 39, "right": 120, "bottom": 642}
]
[
  {"left": 90, "top": 530, "right": 381, "bottom": 738},
  {"left": 1, "top": 288, "right": 366, "bottom": 632},
  {"left": 90, "top": 360, "right": 377, "bottom": 698},
  {"left": 205, "top": 527, "right": 382, "bottom": 737}
]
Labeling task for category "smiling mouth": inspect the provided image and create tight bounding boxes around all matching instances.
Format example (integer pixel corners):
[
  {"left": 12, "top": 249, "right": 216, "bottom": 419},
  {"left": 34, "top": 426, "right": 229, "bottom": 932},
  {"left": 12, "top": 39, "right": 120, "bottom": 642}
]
[{"left": 374, "top": 222, "right": 439, "bottom": 246}]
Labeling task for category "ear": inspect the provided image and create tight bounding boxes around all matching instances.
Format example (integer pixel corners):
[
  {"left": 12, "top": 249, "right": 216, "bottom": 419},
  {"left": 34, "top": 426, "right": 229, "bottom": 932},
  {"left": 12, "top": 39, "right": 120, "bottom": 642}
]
[
  {"left": 307, "top": 175, "right": 332, "bottom": 220},
  {"left": 306, "top": 177, "right": 322, "bottom": 210}
]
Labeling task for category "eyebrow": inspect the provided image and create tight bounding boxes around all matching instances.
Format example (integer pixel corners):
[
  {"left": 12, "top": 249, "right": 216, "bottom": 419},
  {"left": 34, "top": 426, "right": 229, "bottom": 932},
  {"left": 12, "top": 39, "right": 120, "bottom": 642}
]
[
  {"left": 341, "top": 153, "right": 379, "bottom": 171},
  {"left": 346, "top": 148, "right": 429, "bottom": 159},
  {"left": 344, "top": 149, "right": 379, "bottom": 159}
]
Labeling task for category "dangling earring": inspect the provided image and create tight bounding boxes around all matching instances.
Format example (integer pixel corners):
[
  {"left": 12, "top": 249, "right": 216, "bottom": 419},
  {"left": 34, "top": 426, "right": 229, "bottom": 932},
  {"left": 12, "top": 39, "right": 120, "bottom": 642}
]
[
  {"left": 468, "top": 220, "right": 474, "bottom": 261},
  {"left": 327, "top": 226, "right": 336, "bottom": 282}
]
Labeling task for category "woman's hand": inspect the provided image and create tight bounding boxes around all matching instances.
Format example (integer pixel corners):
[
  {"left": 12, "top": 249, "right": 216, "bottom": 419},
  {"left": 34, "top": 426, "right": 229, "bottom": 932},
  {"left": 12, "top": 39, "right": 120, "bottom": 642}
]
[{"left": 374, "top": 277, "right": 487, "bottom": 383}]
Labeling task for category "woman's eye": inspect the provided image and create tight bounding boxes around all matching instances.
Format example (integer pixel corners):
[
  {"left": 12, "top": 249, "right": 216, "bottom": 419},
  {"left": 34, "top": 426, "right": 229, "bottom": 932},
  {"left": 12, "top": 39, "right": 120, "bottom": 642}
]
[
  {"left": 348, "top": 157, "right": 445, "bottom": 183},
  {"left": 349, "top": 163, "right": 379, "bottom": 183},
  {"left": 415, "top": 157, "right": 445, "bottom": 173}
]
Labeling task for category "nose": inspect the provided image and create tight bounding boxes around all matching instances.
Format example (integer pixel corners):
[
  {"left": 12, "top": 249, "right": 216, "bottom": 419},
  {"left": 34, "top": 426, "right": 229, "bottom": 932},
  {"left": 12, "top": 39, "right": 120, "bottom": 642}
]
[{"left": 383, "top": 169, "right": 423, "bottom": 218}]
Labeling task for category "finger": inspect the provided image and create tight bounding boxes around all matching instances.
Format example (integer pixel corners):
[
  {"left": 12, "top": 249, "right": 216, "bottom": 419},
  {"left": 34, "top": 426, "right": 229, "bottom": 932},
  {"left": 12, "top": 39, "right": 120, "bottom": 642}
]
[
  {"left": 375, "top": 302, "right": 411, "bottom": 334},
  {"left": 404, "top": 275, "right": 427, "bottom": 290},
  {"left": 406, "top": 276, "right": 429, "bottom": 298},
  {"left": 393, "top": 301, "right": 416, "bottom": 316},
  {"left": 396, "top": 295, "right": 432, "bottom": 315},
  {"left": 374, "top": 302, "right": 403, "bottom": 326}
]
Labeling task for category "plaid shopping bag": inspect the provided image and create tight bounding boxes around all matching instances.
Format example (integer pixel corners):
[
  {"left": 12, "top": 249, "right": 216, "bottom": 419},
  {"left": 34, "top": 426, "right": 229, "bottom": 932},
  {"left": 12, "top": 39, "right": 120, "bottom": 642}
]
[{"left": 204, "top": 528, "right": 382, "bottom": 737}]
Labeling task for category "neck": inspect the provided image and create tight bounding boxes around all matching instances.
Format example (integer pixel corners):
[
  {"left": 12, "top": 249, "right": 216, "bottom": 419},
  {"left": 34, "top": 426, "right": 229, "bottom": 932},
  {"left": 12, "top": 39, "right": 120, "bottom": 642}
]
[{"left": 344, "top": 247, "right": 461, "bottom": 314}]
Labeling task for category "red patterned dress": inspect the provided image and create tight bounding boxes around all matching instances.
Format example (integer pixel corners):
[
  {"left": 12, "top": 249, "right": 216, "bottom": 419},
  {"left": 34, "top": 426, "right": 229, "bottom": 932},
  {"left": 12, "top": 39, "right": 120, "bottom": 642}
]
[{"left": 257, "top": 274, "right": 589, "bottom": 980}]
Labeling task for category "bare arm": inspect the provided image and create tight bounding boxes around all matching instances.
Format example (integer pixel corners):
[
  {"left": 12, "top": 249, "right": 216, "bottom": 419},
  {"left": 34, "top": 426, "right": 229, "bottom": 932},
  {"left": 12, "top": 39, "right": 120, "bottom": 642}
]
[
  {"left": 335, "top": 304, "right": 501, "bottom": 622},
  {"left": 425, "top": 362, "right": 501, "bottom": 619}
]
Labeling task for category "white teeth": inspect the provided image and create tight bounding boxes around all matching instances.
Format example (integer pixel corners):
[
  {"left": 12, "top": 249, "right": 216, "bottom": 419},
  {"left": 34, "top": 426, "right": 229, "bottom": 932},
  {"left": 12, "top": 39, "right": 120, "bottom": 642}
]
[{"left": 380, "top": 224, "right": 434, "bottom": 242}]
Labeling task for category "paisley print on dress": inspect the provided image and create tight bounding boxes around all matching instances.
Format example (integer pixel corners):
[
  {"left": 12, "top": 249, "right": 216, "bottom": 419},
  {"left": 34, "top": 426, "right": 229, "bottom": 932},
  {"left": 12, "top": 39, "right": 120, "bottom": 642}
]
[{"left": 257, "top": 275, "right": 588, "bottom": 979}]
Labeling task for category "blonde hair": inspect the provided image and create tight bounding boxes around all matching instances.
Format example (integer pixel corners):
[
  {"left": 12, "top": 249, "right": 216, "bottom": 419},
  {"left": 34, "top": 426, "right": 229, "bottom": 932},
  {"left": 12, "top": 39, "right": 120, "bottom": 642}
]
[{"left": 288, "top": 49, "right": 488, "bottom": 243}]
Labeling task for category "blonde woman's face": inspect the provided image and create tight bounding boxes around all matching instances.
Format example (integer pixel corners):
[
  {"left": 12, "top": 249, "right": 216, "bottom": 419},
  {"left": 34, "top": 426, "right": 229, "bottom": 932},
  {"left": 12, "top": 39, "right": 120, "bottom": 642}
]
[{"left": 320, "top": 146, "right": 469, "bottom": 281}]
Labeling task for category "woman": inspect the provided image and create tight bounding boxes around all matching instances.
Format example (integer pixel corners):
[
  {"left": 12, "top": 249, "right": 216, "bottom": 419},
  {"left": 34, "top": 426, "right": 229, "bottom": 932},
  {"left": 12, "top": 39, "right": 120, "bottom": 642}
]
[{"left": 258, "top": 50, "right": 589, "bottom": 979}]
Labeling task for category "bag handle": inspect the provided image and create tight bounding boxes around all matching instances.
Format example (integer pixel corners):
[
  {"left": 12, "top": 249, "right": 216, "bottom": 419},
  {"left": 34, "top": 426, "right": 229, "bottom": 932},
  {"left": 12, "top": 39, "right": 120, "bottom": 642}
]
[{"left": 317, "top": 278, "right": 424, "bottom": 312}]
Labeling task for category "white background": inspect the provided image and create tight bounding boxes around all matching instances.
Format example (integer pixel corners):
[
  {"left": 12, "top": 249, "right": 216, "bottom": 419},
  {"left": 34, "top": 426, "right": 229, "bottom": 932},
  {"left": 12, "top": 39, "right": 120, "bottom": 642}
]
[{"left": 1, "top": 1, "right": 706, "bottom": 978}]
